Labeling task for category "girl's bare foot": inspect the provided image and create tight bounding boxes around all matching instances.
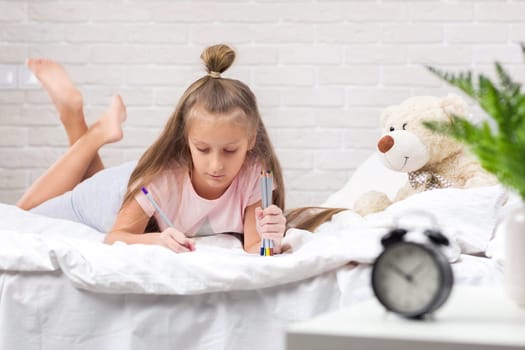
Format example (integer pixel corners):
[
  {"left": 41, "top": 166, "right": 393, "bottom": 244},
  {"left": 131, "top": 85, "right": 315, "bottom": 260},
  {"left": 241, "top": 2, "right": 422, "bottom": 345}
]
[
  {"left": 97, "top": 95, "right": 127, "bottom": 143},
  {"left": 26, "top": 58, "right": 83, "bottom": 125}
]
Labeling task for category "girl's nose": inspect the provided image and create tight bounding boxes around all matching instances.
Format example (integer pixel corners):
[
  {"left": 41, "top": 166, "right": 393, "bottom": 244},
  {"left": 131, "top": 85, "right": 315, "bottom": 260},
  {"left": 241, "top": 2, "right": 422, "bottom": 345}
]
[{"left": 210, "top": 154, "right": 224, "bottom": 172}]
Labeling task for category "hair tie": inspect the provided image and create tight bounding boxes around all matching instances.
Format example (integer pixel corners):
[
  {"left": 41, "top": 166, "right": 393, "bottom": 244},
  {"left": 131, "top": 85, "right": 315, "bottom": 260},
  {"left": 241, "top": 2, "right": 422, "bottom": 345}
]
[{"left": 209, "top": 71, "right": 221, "bottom": 78}]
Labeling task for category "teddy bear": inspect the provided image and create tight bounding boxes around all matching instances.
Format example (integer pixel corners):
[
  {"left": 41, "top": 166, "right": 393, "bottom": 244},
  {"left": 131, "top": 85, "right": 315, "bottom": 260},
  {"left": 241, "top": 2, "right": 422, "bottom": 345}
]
[{"left": 353, "top": 93, "right": 497, "bottom": 216}]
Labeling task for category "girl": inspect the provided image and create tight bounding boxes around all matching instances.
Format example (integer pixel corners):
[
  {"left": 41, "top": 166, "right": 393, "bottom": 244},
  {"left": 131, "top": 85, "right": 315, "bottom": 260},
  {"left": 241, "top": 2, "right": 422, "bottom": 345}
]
[{"left": 17, "top": 44, "right": 287, "bottom": 255}]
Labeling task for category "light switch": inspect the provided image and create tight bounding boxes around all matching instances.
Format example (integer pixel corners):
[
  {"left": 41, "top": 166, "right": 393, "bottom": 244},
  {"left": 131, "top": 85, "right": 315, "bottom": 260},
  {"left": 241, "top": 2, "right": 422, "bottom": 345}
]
[
  {"left": 0, "top": 65, "right": 17, "bottom": 88},
  {"left": 18, "top": 64, "right": 39, "bottom": 89}
]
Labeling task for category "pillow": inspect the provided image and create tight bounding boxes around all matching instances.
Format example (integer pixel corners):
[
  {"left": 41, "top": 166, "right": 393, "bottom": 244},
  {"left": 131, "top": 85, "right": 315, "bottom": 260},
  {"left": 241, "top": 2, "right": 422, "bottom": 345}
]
[
  {"left": 486, "top": 190, "right": 519, "bottom": 266},
  {"left": 322, "top": 152, "right": 407, "bottom": 209},
  {"left": 369, "top": 185, "right": 507, "bottom": 255}
]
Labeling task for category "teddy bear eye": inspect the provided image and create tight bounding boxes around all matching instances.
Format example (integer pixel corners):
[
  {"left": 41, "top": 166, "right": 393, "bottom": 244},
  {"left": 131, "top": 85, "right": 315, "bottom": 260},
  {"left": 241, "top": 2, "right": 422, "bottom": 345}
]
[
  {"left": 389, "top": 126, "right": 395, "bottom": 132},
  {"left": 402, "top": 123, "right": 407, "bottom": 130}
]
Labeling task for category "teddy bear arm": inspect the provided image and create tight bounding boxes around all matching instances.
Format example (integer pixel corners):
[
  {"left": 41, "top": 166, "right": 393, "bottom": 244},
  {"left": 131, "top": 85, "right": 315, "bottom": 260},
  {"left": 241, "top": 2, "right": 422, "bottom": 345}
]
[
  {"left": 394, "top": 182, "right": 417, "bottom": 202},
  {"left": 454, "top": 158, "right": 499, "bottom": 188},
  {"left": 353, "top": 191, "right": 392, "bottom": 216},
  {"left": 464, "top": 172, "right": 499, "bottom": 188}
]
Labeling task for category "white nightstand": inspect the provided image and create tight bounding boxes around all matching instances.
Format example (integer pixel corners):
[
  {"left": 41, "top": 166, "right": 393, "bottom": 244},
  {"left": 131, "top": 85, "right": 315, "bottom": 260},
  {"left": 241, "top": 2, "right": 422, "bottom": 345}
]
[{"left": 286, "top": 286, "right": 525, "bottom": 350}]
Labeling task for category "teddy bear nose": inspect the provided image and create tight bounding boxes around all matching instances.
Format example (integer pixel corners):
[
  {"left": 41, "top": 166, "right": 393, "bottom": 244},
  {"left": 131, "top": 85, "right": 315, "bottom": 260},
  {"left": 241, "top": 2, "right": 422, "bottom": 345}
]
[{"left": 377, "top": 135, "right": 394, "bottom": 153}]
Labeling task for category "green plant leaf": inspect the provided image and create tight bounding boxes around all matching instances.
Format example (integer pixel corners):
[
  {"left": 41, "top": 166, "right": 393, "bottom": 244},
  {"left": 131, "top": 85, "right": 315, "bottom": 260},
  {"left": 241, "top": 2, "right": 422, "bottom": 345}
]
[
  {"left": 425, "top": 65, "right": 475, "bottom": 98},
  {"left": 495, "top": 62, "right": 520, "bottom": 97},
  {"left": 425, "top": 44, "right": 525, "bottom": 201}
]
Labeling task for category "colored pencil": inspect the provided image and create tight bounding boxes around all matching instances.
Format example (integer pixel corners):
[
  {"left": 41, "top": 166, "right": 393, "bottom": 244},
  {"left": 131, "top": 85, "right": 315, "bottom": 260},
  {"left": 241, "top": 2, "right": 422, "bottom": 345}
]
[
  {"left": 141, "top": 187, "right": 175, "bottom": 228},
  {"left": 260, "top": 170, "right": 274, "bottom": 256}
]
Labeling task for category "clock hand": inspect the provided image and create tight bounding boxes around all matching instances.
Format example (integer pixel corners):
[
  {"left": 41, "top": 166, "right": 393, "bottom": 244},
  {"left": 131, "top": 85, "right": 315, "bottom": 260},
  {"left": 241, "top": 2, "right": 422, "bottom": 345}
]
[
  {"left": 386, "top": 263, "right": 413, "bottom": 283},
  {"left": 409, "top": 262, "right": 425, "bottom": 277}
]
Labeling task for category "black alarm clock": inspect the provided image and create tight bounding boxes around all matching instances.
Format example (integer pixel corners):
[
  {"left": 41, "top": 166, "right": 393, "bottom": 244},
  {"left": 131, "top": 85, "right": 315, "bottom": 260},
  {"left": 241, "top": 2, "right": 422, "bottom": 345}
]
[{"left": 371, "top": 214, "right": 454, "bottom": 319}]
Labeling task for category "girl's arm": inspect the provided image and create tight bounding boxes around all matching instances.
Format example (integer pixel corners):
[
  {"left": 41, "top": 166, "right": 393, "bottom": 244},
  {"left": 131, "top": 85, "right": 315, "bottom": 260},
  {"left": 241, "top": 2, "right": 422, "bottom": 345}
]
[{"left": 105, "top": 199, "right": 194, "bottom": 252}]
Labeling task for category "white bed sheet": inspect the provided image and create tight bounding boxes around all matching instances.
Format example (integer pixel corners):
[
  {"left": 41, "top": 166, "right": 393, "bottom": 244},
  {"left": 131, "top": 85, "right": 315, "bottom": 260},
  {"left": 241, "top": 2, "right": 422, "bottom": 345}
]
[
  {"left": 0, "top": 184, "right": 507, "bottom": 350},
  {"left": 0, "top": 185, "right": 506, "bottom": 295},
  {"left": 0, "top": 254, "right": 500, "bottom": 350}
]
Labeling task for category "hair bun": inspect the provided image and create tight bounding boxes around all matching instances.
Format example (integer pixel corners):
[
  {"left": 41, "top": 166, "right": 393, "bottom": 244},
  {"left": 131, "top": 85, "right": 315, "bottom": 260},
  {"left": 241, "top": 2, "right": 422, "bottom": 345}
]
[{"left": 201, "top": 44, "right": 236, "bottom": 75}]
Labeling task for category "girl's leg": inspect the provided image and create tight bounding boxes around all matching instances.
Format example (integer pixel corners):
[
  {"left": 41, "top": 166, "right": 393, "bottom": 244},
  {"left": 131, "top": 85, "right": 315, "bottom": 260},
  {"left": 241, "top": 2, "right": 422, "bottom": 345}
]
[
  {"left": 17, "top": 95, "right": 127, "bottom": 211},
  {"left": 27, "top": 58, "right": 104, "bottom": 179}
]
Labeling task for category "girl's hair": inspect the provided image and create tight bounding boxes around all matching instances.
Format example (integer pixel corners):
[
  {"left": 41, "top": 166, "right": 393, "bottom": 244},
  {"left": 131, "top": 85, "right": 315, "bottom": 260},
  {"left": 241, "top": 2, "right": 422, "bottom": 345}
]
[
  {"left": 285, "top": 207, "right": 347, "bottom": 232},
  {"left": 121, "top": 44, "right": 285, "bottom": 231}
]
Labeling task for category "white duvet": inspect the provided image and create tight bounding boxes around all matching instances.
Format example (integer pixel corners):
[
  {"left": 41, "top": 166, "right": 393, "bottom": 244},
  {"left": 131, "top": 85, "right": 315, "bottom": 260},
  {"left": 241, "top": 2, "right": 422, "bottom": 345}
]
[{"left": 0, "top": 185, "right": 506, "bottom": 295}]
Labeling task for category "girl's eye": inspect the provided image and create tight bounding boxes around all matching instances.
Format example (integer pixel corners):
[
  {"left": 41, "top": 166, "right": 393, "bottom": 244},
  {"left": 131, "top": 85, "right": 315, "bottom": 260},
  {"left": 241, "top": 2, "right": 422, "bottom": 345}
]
[
  {"left": 224, "top": 149, "right": 238, "bottom": 154},
  {"left": 402, "top": 123, "right": 407, "bottom": 130},
  {"left": 197, "top": 148, "right": 209, "bottom": 153},
  {"left": 389, "top": 126, "right": 395, "bottom": 132}
]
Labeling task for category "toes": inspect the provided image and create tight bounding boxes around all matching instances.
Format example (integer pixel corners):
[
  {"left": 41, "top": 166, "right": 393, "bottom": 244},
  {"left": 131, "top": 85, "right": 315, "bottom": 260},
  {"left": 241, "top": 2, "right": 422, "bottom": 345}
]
[
  {"left": 26, "top": 58, "right": 37, "bottom": 70},
  {"left": 26, "top": 58, "right": 46, "bottom": 73},
  {"left": 111, "top": 95, "right": 127, "bottom": 121},
  {"left": 113, "top": 94, "right": 122, "bottom": 106}
]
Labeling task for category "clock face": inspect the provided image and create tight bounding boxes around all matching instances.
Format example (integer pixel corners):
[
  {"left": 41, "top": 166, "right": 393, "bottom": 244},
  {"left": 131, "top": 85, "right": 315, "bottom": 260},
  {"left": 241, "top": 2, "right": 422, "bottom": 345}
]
[{"left": 371, "top": 241, "right": 452, "bottom": 318}]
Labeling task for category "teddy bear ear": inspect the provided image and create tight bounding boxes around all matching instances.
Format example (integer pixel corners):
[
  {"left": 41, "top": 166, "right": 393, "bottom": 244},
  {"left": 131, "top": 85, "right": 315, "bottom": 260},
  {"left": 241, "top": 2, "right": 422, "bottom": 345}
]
[{"left": 440, "top": 93, "right": 469, "bottom": 120}]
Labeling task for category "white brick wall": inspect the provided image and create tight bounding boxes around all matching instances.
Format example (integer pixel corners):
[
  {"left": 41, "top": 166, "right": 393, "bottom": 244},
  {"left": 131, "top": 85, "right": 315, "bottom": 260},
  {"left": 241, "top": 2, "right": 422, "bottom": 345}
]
[{"left": 1, "top": 0, "right": 524, "bottom": 209}]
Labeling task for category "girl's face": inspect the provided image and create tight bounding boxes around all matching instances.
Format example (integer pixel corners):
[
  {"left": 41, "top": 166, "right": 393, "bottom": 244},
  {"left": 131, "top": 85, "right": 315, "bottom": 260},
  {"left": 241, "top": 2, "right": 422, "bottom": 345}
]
[{"left": 187, "top": 106, "right": 254, "bottom": 200}]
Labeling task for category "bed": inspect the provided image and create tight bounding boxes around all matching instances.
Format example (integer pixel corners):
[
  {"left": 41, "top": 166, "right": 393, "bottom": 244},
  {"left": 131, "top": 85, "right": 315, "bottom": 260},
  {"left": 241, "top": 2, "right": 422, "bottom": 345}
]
[{"left": 0, "top": 153, "right": 509, "bottom": 350}]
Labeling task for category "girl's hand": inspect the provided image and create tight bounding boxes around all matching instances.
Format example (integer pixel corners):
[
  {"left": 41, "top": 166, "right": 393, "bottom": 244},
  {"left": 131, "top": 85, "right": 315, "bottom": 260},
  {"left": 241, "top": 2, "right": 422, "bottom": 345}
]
[
  {"left": 255, "top": 205, "right": 286, "bottom": 253},
  {"left": 155, "top": 227, "right": 195, "bottom": 253}
]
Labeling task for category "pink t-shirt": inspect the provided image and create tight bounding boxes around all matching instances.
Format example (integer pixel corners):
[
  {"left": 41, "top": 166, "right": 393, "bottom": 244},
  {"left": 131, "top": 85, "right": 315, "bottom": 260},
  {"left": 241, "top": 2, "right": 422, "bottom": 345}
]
[{"left": 135, "top": 161, "right": 264, "bottom": 237}]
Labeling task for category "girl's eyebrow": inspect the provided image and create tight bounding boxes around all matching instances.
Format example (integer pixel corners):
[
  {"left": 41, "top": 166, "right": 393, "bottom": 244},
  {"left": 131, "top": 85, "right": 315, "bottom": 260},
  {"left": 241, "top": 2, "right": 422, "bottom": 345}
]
[{"left": 191, "top": 139, "right": 241, "bottom": 146}]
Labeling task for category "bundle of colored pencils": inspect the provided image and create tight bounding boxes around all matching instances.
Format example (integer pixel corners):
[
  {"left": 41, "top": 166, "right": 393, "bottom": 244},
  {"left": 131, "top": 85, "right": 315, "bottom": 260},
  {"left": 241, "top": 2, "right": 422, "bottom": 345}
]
[{"left": 260, "top": 170, "right": 274, "bottom": 256}]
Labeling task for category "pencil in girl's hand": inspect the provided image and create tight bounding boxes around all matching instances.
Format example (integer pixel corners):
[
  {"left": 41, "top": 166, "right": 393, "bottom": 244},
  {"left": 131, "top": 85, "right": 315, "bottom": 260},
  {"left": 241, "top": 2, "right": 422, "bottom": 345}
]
[
  {"left": 260, "top": 170, "right": 273, "bottom": 210},
  {"left": 260, "top": 238, "right": 266, "bottom": 256},
  {"left": 141, "top": 187, "right": 175, "bottom": 228},
  {"left": 260, "top": 171, "right": 267, "bottom": 208},
  {"left": 142, "top": 187, "right": 195, "bottom": 252},
  {"left": 260, "top": 170, "right": 274, "bottom": 256},
  {"left": 265, "top": 170, "right": 273, "bottom": 208}
]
